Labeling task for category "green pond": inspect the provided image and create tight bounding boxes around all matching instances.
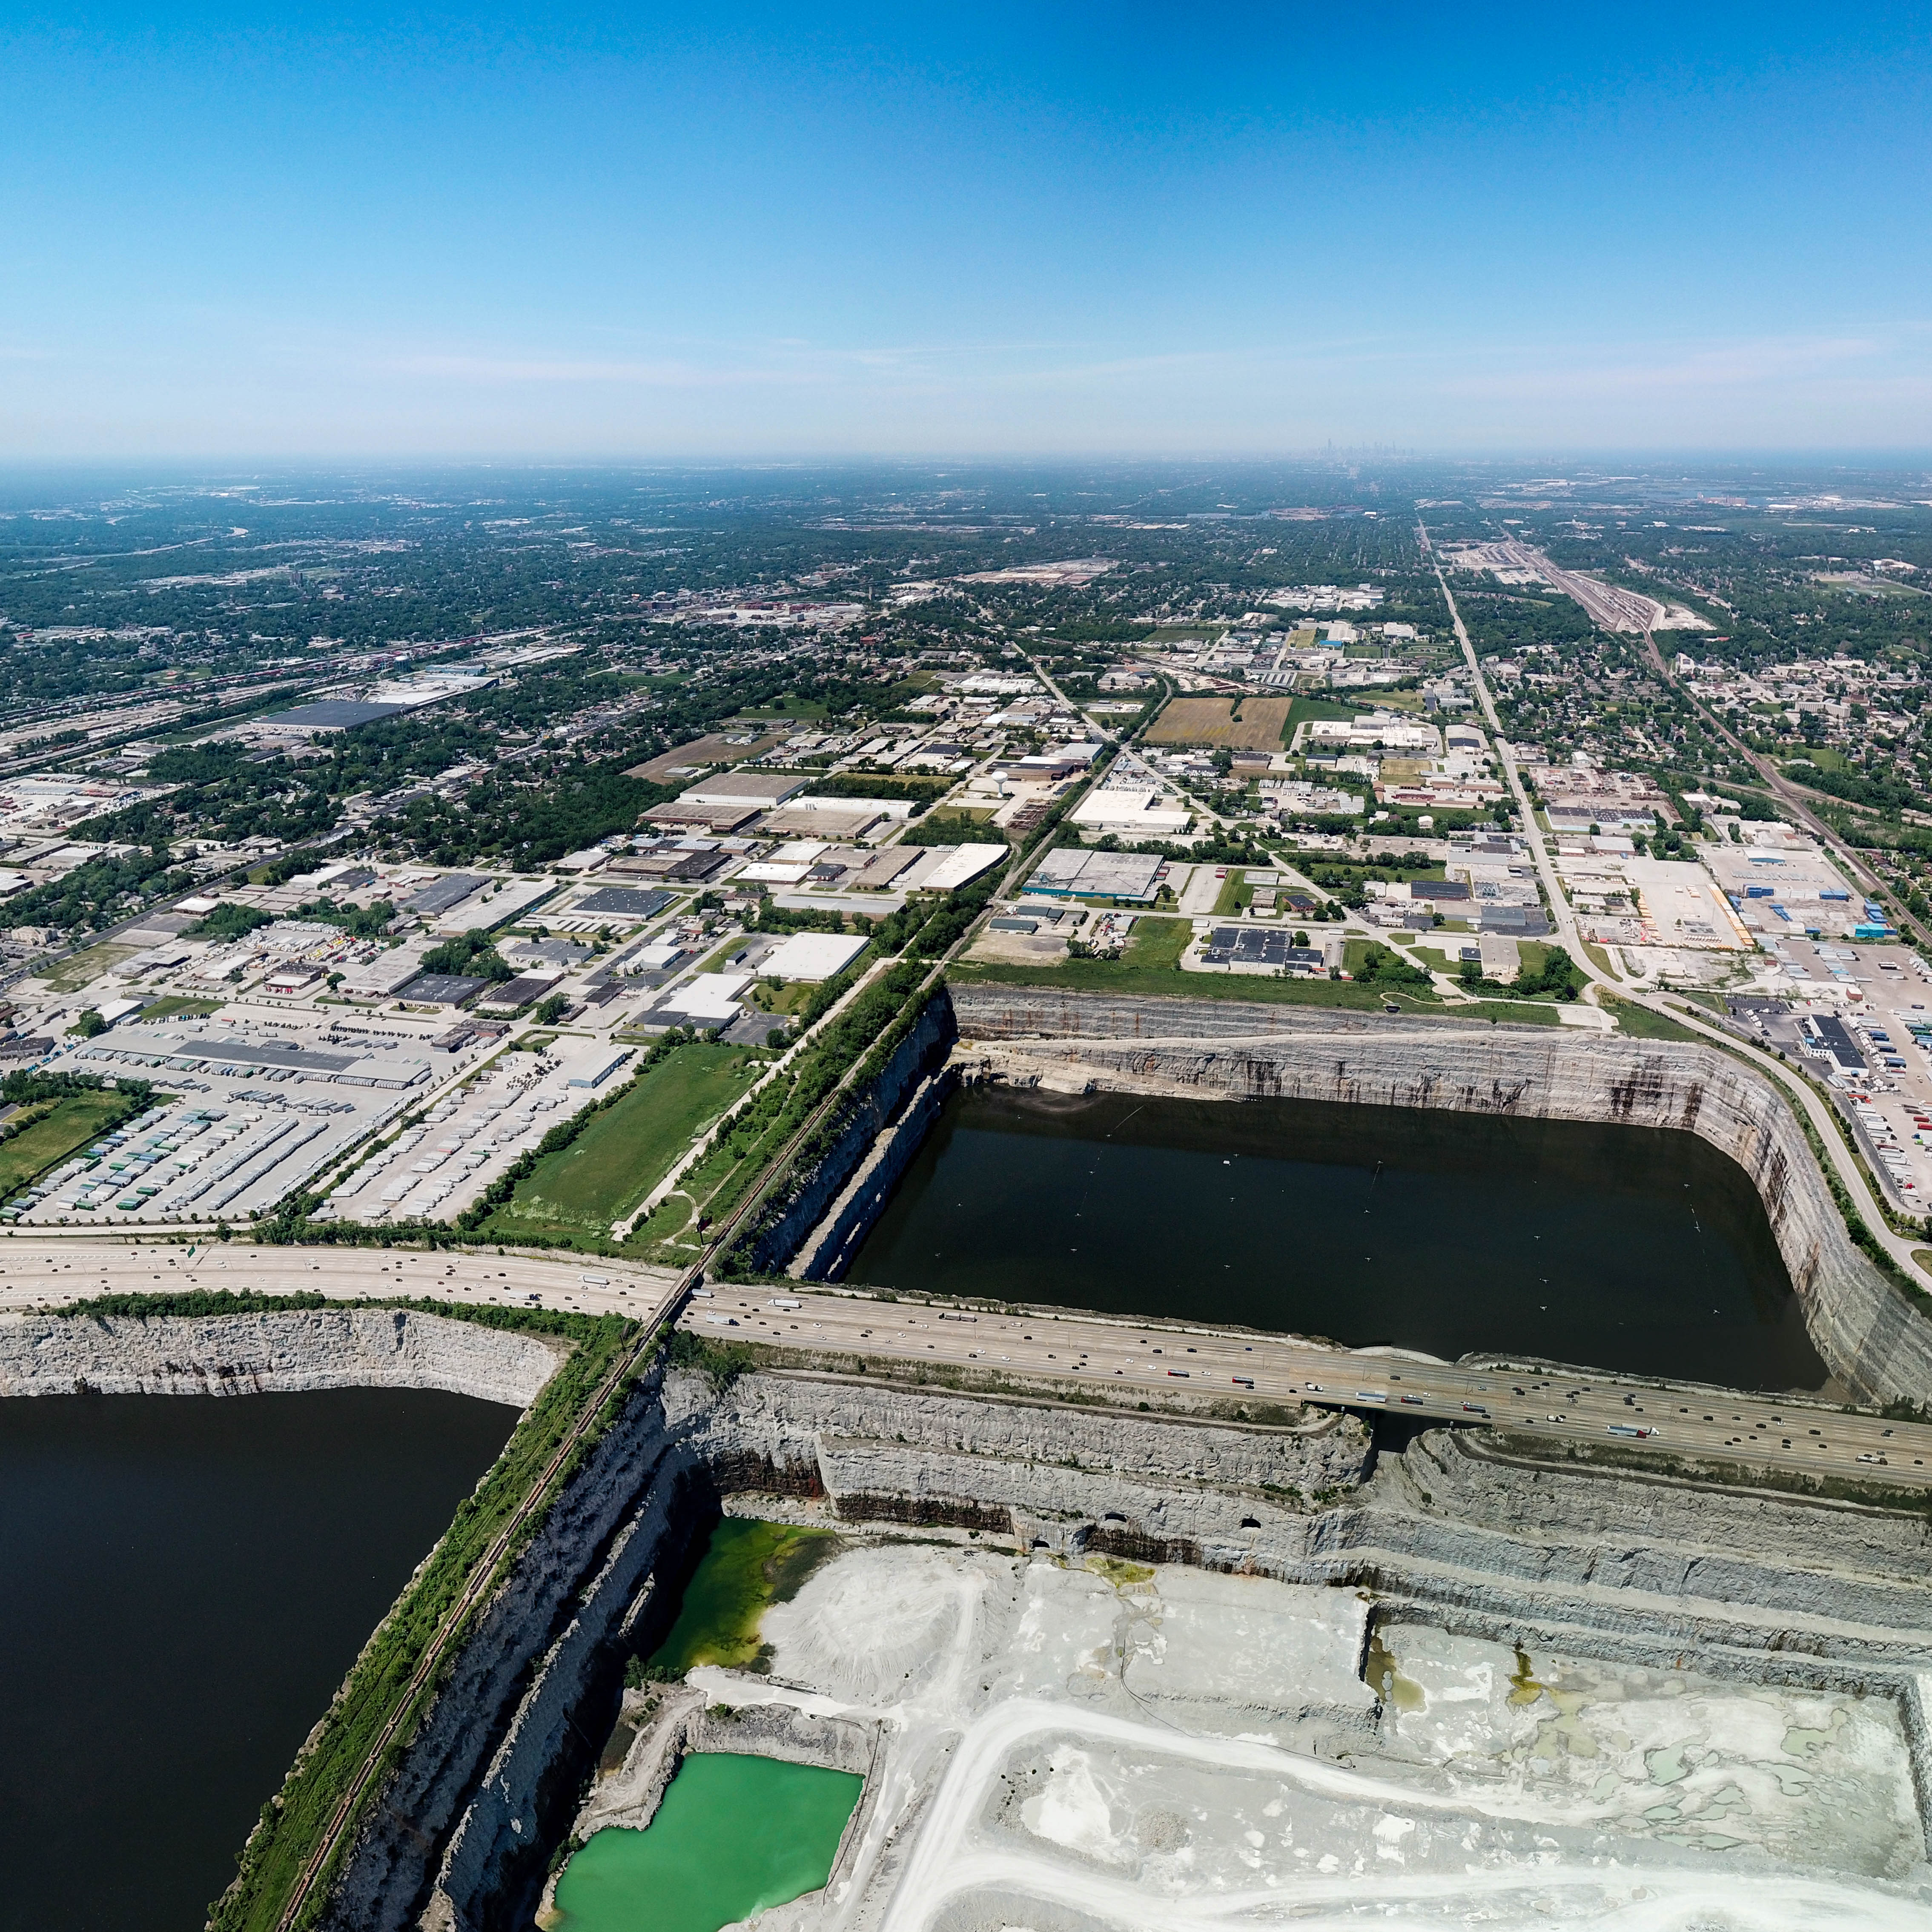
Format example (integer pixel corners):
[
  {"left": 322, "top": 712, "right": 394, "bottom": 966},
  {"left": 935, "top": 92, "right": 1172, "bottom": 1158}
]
[
  {"left": 554, "top": 1753, "right": 863, "bottom": 1932},
  {"left": 649, "top": 1516, "right": 838, "bottom": 1676}
]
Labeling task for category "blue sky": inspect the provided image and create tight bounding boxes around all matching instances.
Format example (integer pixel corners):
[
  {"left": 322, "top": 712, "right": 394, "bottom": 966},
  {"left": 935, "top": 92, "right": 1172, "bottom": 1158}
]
[{"left": 3, "top": 3, "right": 1929, "bottom": 457}]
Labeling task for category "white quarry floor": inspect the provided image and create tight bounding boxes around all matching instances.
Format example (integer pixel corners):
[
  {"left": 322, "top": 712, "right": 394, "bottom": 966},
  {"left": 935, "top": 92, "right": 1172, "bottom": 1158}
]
[{"left": 686, "top": 1539, "right": 1932, "bottom": 1932}]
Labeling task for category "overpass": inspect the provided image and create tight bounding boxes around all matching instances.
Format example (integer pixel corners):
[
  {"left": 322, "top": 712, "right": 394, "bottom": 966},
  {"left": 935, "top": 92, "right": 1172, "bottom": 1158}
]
[{"left": 680, "top": 1282, "right": 1932, "bottom": 1490}]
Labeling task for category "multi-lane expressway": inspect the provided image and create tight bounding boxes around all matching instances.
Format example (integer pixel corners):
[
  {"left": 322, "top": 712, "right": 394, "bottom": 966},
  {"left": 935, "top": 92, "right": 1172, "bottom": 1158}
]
[
  {"left": 681, "top": 1283, "right": 1932, "bottom": 1488},
  {"left": 9, "top": 1239, "right": 1932, "bottom": 1491},
  {"left": 0, "top": 1241, "right": 685, "bottom": 1324}
]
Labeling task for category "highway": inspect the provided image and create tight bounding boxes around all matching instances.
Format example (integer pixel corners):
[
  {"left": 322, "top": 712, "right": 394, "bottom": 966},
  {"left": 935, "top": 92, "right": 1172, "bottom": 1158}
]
[
  {"left": 0, "top": 1240, "right": 686, "bottom": 1324},
  {"left": 681, "top": 1283, "right": 1932, "bottom": 1488},
  {"left": 19, "top": 1232, "right": 1929, "bottom": 1488}
]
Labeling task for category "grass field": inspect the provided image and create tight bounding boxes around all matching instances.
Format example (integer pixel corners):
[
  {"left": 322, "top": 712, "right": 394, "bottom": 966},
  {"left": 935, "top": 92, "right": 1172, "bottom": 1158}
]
[
  {"left": 1601, "top": 994, "right": 1707, "bottom": 1042},
  {"left": 0, "top": 1089, "right": 146, "bottom": 1198},
  {"left": 135, "top": 995, "right": 224, "bottom": 1020},
  {"left": 1212, "top": 871, "right": 1256, "bottom": 916},
  {"left": 1123, "top": 915, "right": 1190, "bottom": 968},
  {"left": 484, "top": 1044, "right": 760, "bottom": 1241},
  {"left": 949, "top": 958, "right": 1438, "bottom": 1012},
  {"left": 0, "top": 1082, "right": 146, "bottom": 1198},
  {"left": 1145, "top": 695, "right": 1294, "bottom": 750},
  {"left": 916, "top": 806, "right": 1001, "bottom": 833},
  {"left": 1281, "top": 694, "right": 1360, "bottom": 740},
  {"left": 951, "top": 957, "right": 1568, "bottom": 1027},
  {"left": 32, "top": 942, "right": 138, "bottom": 994},
  {"left": 748, "top": 980, "right": 816, "bottom": 1016}
]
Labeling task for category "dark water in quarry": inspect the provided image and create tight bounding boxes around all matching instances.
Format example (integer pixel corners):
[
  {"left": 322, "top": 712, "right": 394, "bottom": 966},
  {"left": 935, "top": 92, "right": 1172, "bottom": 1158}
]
[
  {"left": 0, "top": 1388, "right": 517, "bottom": 1932},
  {"left": 850, "top": 1085, "right": 1831, "bottom": 1391}
]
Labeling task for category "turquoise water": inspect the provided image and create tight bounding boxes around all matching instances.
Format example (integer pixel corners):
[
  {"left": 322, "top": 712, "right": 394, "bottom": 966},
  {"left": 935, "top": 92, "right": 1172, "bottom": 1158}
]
[{"left": 555, "top": 1752, "right": 863, "bottom": 1932}]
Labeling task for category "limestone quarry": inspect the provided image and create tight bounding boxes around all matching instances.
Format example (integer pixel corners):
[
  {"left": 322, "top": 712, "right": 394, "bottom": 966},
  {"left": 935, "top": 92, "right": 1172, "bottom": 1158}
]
[
  {"left": 14, "top": 983, "right": 1932, "bottom": 1932},
  {"left": 583, "top": 1533, "right": 1932, "bottom": 1932}
]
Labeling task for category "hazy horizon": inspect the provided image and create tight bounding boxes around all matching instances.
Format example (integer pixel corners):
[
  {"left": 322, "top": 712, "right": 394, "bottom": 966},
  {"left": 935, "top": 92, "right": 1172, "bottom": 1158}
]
[{"left": 3, "top": 3, "right": 1928, "bottom": 459}]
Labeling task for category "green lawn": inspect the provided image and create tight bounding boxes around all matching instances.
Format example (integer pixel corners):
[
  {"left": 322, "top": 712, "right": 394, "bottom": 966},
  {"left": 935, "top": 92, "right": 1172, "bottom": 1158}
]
[
  {"left": 1453, "top": 1000, "right": 1561, "bottom": 1026},
  {"left": 136, "top": 995, "right": 224, "bottom": 1021},
  {"left": 0, "top": 1090, "right": 146, "bottom": 1199},
  {"left": 1602, "top": 995, "right": 1707, "bottom": 1042},
  {"left": 1123, "top": 915, "right": 1191, "bottom": 968},
  {"left": 484, "top": 1044, "right": 760, "bottom": 1241},
  {"left": 1211, "top": 871, "right": 1252, "bottom": 916},
  {"left": 1282, "top": 694, "right": 1360, "bottom": 742}
]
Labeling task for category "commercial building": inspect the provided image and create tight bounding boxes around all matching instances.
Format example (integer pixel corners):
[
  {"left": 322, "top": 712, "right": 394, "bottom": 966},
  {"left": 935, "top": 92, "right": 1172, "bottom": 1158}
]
[
  {"left": 675, "top": 771, "right": 808, "bottom": 809},
  {"left": 1025, "top": 848, "right": 1165, "bottom": 904},
  {"left": 1068, "top": 788, "right": 1193, "bottom": 837},
  {"left": 760, "top": 932, "right": 868, "bottom": 981}
]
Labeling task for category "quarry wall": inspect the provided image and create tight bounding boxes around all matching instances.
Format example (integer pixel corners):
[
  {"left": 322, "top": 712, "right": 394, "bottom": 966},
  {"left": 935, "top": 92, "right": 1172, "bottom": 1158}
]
[
  {"left": 0, "top": 1305, "right": 564, "bottom": 1407},
  {"left": 940, "top": 983, "right": 1932, "bottom": 1406},
  {"left": 745, "top": 991, "right": 955, "bottom": 1276},
  {"left": 16, "top": 1303, "right": 1932, "bottom": 1924}
]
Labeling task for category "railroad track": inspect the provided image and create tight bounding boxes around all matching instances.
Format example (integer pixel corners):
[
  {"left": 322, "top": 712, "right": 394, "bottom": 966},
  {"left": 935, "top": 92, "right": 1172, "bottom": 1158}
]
[
  {"left": 266, "top": 948, "right": 966, "bottom": 1928},
  {"left": 268, "top": 1307, "right": 658, "bottom": 1931}
]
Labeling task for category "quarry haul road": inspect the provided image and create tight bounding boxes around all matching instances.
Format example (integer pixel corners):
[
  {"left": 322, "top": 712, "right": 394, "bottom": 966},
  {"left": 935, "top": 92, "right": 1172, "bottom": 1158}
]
[{"left": 684, "top": 1285, "right": 1932, "bottom": 1490}]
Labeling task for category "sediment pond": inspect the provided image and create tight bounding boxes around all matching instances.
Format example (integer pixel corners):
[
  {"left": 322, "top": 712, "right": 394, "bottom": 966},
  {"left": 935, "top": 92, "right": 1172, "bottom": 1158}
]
[
  {"left": 555, "top": 1754, "right": 862, "bottom": 1932},
  {"left": 849, "top": 1084, "right": 1830, "bottom": 1389},
  {"left": 0, "top": 1387, "right": 516, "bottom": 1932},
  {"left": 648, "top": 1516, "right": 841, "bottom": 1676}
]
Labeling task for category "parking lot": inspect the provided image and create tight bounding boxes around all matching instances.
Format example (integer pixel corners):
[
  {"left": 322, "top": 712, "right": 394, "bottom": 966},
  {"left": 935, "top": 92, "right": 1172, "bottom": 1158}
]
[
  {"left": 1729, "top": 941, "right": 1932, "bottom": 1211},
  {"left": 320, "top": 1034, "right": 635, "bottom": 1224}
]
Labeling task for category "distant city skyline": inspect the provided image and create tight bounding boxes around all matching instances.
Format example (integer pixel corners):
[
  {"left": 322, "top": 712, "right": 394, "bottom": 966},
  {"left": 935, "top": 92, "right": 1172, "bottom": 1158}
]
[{"left": 3, "top": 2, "right": 1928, "bottom": 457}]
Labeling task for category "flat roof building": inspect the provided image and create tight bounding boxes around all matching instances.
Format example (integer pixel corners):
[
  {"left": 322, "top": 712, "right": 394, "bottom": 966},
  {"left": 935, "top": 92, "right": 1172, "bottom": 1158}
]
[
  {"left": 676, "top": 771, "right": 808, "bottom": 808},
  {"left": 1024, "top": 848, "right": 1164, "bottom": 903}
]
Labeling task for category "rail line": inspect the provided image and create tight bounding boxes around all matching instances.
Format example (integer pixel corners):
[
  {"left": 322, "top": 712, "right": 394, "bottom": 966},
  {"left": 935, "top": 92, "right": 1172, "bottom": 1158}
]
[{"left": 265, "top": 949, "right": 966, "bottom": 1929}]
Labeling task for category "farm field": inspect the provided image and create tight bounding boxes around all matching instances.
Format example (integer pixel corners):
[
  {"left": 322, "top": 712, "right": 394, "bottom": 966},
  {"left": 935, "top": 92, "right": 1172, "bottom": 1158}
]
[{"left": 1145, "top": 694, "right": 1294, "bottom": 749}]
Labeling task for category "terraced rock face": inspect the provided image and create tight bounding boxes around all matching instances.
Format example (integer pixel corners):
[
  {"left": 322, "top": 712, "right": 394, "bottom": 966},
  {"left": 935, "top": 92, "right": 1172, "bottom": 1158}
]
[
  {"left": 944, "top": 984, "right": 1932, "bottom": 1406},
  {"left": 0, "top": 1306, "right": 565, "bottom": 1405},
  {"left": 600, "top": 1537, "right": 1932, "bottom": 1932}
]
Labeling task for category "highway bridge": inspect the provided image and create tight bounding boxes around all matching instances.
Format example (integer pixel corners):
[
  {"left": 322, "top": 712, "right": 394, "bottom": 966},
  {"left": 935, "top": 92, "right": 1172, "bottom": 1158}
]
[
  {"left": 681, "top": 1282, "right": 1932, "bottom": 1489},
  {"left": 6, "top": 1240, "right": 1930, "bottom": 1492}
]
